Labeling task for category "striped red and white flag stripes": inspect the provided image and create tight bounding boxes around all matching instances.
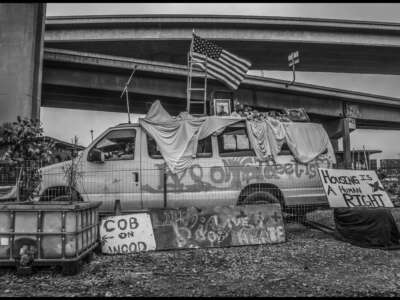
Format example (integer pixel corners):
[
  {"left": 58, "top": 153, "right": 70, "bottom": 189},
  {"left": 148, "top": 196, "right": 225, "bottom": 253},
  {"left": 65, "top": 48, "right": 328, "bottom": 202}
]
[{"left": 191, "top": 34, "right": 251, "bottom": 90}]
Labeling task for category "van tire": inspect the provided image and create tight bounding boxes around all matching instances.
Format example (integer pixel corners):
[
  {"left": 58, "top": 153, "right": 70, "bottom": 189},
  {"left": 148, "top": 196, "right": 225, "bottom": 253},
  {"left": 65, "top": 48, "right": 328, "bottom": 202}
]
[{"left": 241, "top": 191, "right": 280, "bottom": 205}]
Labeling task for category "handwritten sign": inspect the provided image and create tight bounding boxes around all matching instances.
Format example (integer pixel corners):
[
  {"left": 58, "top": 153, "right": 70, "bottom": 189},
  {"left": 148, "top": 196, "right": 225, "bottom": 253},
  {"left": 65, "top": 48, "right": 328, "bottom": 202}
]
[
  {"left": 100, "top": 213, "right": 156, "bottom": 254},
  {"left": 318, "top": 168, "right": 393, "bottom": 208}
]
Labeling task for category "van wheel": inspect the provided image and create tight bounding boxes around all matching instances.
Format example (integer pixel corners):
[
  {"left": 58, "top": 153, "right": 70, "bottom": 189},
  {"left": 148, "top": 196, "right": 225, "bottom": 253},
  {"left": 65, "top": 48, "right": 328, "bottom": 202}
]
[{"left": 241, "top": 191, "right": 280, "bottom": 205}]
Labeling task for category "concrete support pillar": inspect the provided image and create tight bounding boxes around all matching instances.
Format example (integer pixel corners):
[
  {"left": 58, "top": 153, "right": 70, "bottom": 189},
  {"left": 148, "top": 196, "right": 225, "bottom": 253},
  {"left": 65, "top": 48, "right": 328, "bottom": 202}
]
[
  {"left": 342, "top": 118, "right": 352, "bottom": 169},
  {"left": 330, "top": 138, "right": 339, "bottom": 153},
  {"left": 0, "top": 3, "right": 46, "bottom": 124}
]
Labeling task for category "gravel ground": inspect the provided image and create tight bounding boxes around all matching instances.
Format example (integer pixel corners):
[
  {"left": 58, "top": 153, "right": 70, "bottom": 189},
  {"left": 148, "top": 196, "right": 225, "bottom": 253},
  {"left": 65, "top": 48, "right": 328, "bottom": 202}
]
[{"left": 1, "top": 211, "right": 400, "bottom": 297}]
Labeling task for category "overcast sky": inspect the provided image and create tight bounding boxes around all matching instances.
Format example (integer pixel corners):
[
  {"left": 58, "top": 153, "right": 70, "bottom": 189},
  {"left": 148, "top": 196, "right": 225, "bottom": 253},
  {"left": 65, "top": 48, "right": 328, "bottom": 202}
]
[
  {"left": 46, "top": 3, "right": 400, "bottom": 22},
  {"left": 42, "top": 3, "right": 400, "bottom": 163}
]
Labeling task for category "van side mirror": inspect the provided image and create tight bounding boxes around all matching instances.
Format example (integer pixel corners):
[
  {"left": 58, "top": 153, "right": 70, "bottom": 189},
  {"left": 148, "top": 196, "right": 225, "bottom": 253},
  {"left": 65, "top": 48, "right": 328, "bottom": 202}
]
[{"left": 88, "top": 148, "right": 104, "bottom": 163}]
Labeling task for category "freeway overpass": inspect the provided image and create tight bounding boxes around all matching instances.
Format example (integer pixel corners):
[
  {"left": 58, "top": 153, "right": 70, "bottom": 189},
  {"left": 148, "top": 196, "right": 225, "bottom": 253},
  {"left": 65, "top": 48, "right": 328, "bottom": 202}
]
[
  {"left": 45, "top": 14, "right": 400, "bottom": 74},
  {"left": 43, "top": 48, "right": 400, "bottom": 133},
  {"left": 3, "top": 4, "right": 400, "bottom": 168}
]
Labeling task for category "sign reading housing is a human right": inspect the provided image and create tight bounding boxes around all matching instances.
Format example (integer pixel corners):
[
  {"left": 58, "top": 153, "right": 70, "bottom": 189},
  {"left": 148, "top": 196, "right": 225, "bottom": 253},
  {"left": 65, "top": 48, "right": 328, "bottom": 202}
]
[{"left": 318, "top": 168, "right": 393, "bottom": 208}]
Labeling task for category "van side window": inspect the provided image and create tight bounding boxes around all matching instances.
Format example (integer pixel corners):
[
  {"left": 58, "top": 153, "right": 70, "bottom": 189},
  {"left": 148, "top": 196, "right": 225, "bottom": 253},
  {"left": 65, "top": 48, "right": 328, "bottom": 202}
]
[
  {"left": 147, "top": 135, "right": 162, "bottom": 159},
  {"left": 217, "top": 125, "right": 255, "bottom": 157},
  {"left": 92, "top": 129, "right": 136, "bottom": 161},
  {"left": 278, "top": 142, "right": 291, "bottom": 156},
  {"left": 196, "top": 136, "right": 212, "bottom": 158},
  {"left": 147, "top": 135, "right": 212, "bottom": 159},
  {"left": 277, "top": 143, "right": 327, "bottom": 156}
]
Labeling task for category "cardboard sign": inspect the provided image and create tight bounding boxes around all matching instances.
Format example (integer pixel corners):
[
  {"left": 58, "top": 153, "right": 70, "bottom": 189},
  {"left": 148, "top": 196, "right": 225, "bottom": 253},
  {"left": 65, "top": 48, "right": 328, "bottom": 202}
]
[
  {"left": 150, "top": 204, "right": 286, "bottom": 250},
  {"left": 100, "top": 213, "right": 156, "bottom": 254},
  {"left": 318, "top": 168, "right": 393, "bottom": 208}
]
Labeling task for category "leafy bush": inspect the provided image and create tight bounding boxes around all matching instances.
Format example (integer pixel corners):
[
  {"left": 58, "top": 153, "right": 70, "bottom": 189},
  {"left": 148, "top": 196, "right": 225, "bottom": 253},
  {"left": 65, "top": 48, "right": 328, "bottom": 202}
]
[{"left": 0, "top": 117, "right": 54, "bottom": 200}]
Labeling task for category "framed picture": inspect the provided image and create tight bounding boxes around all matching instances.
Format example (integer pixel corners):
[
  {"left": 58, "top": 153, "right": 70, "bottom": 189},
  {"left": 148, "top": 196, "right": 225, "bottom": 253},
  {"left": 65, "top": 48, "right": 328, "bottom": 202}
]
[
  {"left": 283, "top": 108, "right": 310, "bottom": 122},
  {"left": 214, "top": 99, "right": 231, "bottom": 116}
]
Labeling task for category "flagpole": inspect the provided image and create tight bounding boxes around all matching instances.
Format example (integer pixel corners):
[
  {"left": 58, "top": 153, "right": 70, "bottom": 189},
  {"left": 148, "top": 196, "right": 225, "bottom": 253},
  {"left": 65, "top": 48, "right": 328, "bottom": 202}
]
[{"left": 186, "top": 29, "right": 195, "bottom": 112}]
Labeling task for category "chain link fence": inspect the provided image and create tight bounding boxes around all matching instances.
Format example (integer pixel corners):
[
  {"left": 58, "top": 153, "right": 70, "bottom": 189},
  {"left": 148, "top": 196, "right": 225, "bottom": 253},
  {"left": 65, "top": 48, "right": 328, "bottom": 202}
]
[{"left": 2, "top": 159, "right": 400, "bottom": 261}]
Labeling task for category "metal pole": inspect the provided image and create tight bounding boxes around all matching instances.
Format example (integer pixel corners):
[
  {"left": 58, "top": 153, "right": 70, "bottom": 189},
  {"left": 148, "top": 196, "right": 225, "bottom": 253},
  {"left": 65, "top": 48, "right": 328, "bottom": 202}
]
[
  {"left": 186, "top": 30, "right": 195, "bottom": 112},
  {"left": 120, "top": 66, "right": 137, "bottom": 124},
  {"left": 204, "top": 56, "right": 208, "bottom": 115},
  {"left": 163, "top": 165, "right": 167, "bottom": 208},
  {"left": 126, "top": 90, "right": 131, "bottom": 124},
  {"left": 363, "top": 145, "right": 369, "bottom": 170}
]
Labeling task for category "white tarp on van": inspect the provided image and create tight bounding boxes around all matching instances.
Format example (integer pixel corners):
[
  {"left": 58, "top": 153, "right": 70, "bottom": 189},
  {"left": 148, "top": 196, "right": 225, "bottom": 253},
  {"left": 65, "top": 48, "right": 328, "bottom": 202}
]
[
  {"left": 246, "top": 118, "right": 336, "bottom": 164},
  {"left": 139, "top": 100, "right": 242, "bottom": 173},
  {"left": 285, "top": 122, "right": 336, "bottom": 164}
]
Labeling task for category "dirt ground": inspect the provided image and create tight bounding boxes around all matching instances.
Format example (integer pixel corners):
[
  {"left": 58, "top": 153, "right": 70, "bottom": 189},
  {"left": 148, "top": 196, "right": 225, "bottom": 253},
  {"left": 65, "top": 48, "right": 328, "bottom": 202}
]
[{"left": 1, "top": 211, "right": 400, "bottom": 297}]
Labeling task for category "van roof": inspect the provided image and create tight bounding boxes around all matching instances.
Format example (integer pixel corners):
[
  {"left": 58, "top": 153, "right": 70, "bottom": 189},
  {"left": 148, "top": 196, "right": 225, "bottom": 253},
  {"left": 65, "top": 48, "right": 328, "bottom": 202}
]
[{"left": 113, "top": 122, "right": 140, "bottom": 128}]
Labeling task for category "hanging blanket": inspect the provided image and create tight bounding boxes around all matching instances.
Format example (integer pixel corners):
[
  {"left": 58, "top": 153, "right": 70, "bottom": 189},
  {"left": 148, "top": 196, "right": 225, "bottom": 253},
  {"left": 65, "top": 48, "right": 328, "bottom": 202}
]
[
  {"left": 284, "top": 122, "right": 336, "bottom": 164},
  {"left": 246, "top": 119, "right": 271, "bottom": 161},
  {"left": 246, "top": 117, "right": 286, "bottom": 162},
  {"left": 140, "top": 100, "right": 242, "bottom": 173},
  {"left": 266, "top": 117, "right": 286, "bottom": 161}
]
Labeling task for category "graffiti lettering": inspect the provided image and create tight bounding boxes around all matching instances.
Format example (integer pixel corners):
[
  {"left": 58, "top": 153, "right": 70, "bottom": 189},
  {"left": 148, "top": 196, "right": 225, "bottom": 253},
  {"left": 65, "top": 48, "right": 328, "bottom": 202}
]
[
  {"left": 103, "top": 217, "right": 139, "bottom": 233},
  {"left": 343, "top": 193, "right": 385, "bottom": 208},
  {"left": 118, "top": 231, "right": 135, "bottom": 239},
  {"left": 108, "top": 241, "right": 147, "bottom": 254},
  {"left": 143, "top": 156, "right": 331, "bottom": 194},
  {"left": 152, "top": 206, "right": 286, "bottom": 249}
]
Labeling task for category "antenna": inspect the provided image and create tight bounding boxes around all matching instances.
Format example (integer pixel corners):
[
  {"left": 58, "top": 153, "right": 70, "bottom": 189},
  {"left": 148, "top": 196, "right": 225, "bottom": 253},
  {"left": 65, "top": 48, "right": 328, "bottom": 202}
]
[{"left": 120, "top": 65, "right": 137, "bottom": 124}]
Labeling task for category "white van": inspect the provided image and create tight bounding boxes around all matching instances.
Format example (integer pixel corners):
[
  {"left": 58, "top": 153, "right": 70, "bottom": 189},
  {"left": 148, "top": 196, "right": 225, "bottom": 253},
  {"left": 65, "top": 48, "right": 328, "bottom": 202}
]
[{"left": 38, "top": 120, "right": 333, "bottom": 215}]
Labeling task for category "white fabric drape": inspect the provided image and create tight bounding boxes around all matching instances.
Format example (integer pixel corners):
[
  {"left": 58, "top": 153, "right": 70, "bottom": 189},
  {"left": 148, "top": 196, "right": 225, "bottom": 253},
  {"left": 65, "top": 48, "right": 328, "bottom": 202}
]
[
  {"left": 284, "top": 122, "right": 336, "bottom": 164},
  {"left": 140, "top": 100, "right": 242, "bottom": 173},
  {"left": 246, "top": 118, "right": 336, "bottom": 164}
]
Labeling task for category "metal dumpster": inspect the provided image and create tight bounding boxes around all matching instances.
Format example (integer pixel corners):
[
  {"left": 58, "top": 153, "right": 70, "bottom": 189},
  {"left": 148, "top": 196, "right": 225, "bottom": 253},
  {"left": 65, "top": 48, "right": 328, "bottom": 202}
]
[{"left": 0, "top": 201, "right": 101, "bottom": 275}]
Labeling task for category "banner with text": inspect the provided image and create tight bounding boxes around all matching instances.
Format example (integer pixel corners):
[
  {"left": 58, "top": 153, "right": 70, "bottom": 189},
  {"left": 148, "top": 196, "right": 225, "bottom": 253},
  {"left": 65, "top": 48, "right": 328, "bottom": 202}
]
[
  {"left": 318, "top": 168, "right": 393, "bottom": 208},
  {"left": 100, "top": 213, "right": 156, "bottom": 255}
]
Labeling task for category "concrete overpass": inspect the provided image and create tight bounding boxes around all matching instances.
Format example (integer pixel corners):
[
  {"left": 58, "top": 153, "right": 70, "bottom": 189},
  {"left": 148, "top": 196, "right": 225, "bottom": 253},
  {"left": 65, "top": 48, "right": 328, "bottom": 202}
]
[
  {"left": 43, "top": 48, "right": 400, "bottom": 134},
  {"left": 3, "top": 4, "right": 400, "bottom": 169},
  {"left": 45, "top": 15, "right": 400, "bottom": 74}
]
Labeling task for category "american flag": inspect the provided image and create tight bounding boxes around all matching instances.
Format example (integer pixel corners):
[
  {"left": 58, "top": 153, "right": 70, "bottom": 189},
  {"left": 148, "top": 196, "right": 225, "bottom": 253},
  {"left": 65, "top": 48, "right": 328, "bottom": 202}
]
[{"left": 191, "top": 34, "right": 251, "bottom": 90}]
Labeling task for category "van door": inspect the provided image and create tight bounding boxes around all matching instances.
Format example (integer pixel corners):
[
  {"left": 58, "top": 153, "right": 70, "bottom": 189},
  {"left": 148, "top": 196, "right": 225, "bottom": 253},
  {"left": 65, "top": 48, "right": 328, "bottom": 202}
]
[
  {"left": 83, "top": 128, "right": 141, "bottom": 213},
  {"left": 140, "top": 133, "right": 168, "bottom": 208}
]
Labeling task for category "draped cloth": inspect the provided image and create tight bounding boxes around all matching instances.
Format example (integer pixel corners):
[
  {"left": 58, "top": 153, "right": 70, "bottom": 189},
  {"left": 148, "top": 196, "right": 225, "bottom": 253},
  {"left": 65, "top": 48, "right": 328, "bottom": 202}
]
[
  {"left": 265, "top": 117, "right": 286, "bottom": 160},
  {"left": 246, "top": 117, "right": 287, "bottom": 162},
  {"left": 284, "top": 122, "right": 336, "bottom": 164},
  {"left": 246, "top": 118, "right": 336, "bottom": 164},
  {"left": 246, "top": 119, "right": 271, "bottom": 161},
  {"left": 139, "top": 100, "right": 242, "bottom": 173}
]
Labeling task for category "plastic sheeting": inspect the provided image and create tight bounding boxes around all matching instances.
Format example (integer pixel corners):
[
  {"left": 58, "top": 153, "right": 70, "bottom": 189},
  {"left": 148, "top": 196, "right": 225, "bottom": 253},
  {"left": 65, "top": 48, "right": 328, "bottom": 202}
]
[{"left": 139, "top": 100, "right": 242, "bottom": 173}]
